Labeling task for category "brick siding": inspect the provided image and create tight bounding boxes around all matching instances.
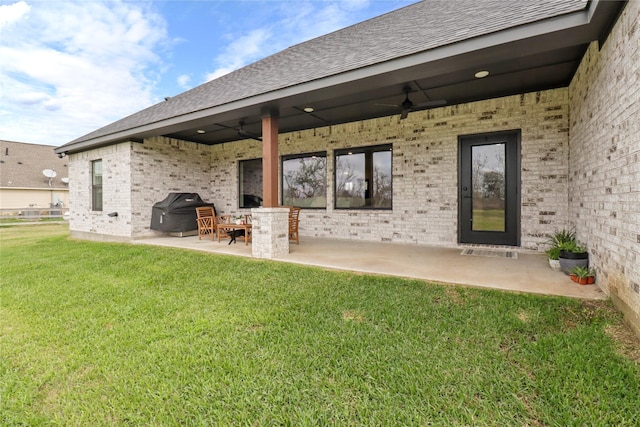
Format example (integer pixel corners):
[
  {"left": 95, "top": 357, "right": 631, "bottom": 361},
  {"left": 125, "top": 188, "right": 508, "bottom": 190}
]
[
  {"left": 568, "top": 1, "right": 640, "bottom": 335},
  {"left": 69, "top": 89, "right": 571, "bottom": 250},
  {"left": 67, "top": 143, "right": 133, "bottom": 241}
]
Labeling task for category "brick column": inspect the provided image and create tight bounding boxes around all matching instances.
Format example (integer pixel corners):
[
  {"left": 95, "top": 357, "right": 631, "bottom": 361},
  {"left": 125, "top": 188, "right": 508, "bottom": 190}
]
[{"left": 251, "top": 207, "right": 289, "bottom": 259}]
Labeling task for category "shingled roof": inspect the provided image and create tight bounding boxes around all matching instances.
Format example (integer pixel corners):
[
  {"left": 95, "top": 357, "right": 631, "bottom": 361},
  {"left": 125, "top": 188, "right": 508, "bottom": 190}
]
[
  {"left": 58, "top": 0, "right": 590, "bottom": 151},
  {"left": 1, "top": 140, "right": 69, "bottom": 189}
]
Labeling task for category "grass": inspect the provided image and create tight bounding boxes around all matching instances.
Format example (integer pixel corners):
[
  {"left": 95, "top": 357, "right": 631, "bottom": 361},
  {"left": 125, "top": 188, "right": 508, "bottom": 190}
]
[
  {"left": 472, "top": 209, "right": 505, "bottom": 231},
  {"left": 1, "top": 224, "right": 639, "bottom": 426},
  {"left": 0, "top": 217, "right": 66, "bottom": 224}
]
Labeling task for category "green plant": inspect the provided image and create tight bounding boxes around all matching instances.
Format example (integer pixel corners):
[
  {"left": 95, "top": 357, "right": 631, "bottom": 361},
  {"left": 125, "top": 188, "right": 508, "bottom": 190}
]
[
  {"left": 558, "top": 240, "right": 577, "bottom": 252},
  {"left": 545, "top": 246, "right": 562, "bottom": 260},
  {"left": 545, "top": 228, "right": 576, "bottom": 259},
  {"left": 557, "top": 240, "right": 588, "bottom": 254},
  {"left": 574, "top": 242, "right": 588, "bottom": 253},
  {"left": 546, "top": 228, "right": 576, "bottom": 248},
  {"left": 569, "top": 266, "right": 594, "bottom": 278}
]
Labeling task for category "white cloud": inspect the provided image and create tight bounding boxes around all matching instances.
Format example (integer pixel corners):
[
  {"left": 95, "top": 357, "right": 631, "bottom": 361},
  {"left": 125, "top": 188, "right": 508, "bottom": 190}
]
[
  {"left": 205, "top": 28, "right": 272, "bottom": 81},
  {"left": 177, "top": 74, "right": 191, "bottom": 89},
  {"left": 0, "top": 0, "right": 169, "bottom": 146},
  {"left": 0, "top": 0, "right": 30, "bottom": 28},
  {"left": 0, "top": 0, "right": 410, "bottom": 145},
  {"left": 203, "top": 1, "right": 372, "bottom": 83}
]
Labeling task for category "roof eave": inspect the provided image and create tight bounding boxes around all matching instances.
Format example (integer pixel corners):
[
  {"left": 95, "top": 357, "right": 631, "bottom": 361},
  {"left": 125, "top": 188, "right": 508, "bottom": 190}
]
[{"left": 55, "top": 1, "right": 617, "bottom": 155}]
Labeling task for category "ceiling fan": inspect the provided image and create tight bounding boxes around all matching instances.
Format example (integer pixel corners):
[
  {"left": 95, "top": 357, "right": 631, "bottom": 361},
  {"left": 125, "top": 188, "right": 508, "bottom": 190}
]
[
  {"left": 379, "top": 87, "right": 446, "bottom": 119},
  {"left": 214, "top": 121, "right": 262, "bottom": 141},
  {"left": 237, "top": 121, "right": 262, "bottom": 141}
]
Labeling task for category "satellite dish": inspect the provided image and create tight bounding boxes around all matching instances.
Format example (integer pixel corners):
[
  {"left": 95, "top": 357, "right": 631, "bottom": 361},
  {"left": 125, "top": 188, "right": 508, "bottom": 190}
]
[
  {"left": 43, "top": 169, "right": 57, "bottom": 178},
  {"left": 61, "top": 177, "right": 69, "bottom": 184}
]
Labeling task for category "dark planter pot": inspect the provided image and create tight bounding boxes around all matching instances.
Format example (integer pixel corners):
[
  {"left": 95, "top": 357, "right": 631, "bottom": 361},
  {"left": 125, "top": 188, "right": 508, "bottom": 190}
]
[
  {"left": 559, "top": 251, "right": 589, "bottom": 274},
  {"left": 559, "top": 250, "right": 589, "bottom": 260}
]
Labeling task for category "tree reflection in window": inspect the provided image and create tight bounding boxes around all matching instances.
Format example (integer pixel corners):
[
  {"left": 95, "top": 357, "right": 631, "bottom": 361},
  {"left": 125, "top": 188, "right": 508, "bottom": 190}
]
[
  {"left": 282, "top": 152, "right": 326, "bottom": 208},
  {"left": 471, "top": 143, "right": 505, "bottom": 231},
  {"left": 335, "top": 145, "right": 392, "bottom": 209}
]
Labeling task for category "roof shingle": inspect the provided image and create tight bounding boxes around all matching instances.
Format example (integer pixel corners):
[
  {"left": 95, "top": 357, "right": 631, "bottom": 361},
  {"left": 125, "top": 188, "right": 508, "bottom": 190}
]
[
  {"left": 62, "top": 0, "right": 587, "bottom": 147},
  {"left": 1, "top": 140, "right": 69, "bottom": 189}
]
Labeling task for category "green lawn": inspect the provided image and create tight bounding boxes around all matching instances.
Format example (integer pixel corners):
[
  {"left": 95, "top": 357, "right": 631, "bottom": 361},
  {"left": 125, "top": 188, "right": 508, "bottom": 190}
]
[
  {"left": 1, "top": 224, "right": 639, "bottom": 426},
  {"left": 472, "top": 209, "right": 505, "bottom": 231},
  {"left": 0, "top": 217, "right": 66, "bottom": 224}
]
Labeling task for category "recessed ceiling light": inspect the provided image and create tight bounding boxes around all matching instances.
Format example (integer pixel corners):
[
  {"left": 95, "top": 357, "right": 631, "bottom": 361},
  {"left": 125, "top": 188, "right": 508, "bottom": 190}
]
[
  {"left": 196, "top": 129, "right": 205, "bottom": 134},
  {"left": 303, "top": 107, "right": 314, "bottom": 113},
  {"left": 475, "top": 70, "right": 490, "bottom": 78}
]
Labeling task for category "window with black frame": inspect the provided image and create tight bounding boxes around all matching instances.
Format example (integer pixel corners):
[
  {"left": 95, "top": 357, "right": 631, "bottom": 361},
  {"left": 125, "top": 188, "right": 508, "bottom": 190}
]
[
  {"left": 239, "top": 158, "right": 263, "bottom": 208},
  {"left": 91, "top": 159, "right": 103, "bottom": 211},
  {"left": 282, "top": 152, "right": 327, "bottom": 208},
  {"left": 334, "top": 144, "right": 392, "bottom": 209}
]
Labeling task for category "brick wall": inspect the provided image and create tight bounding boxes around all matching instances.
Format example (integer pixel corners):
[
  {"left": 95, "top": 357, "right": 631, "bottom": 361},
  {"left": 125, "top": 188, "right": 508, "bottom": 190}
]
[
  {"left": 68, "top": 90, "right": 571, "bottom": 249},
  {"left": 130, "top": 136, "right": 214, "bottom": 238},
  {"left": 67, "top": 142, "right": 133, "bottom": 241},
  {"left": 210, "top": 139, "right": 263, "bottom": 215},
  {"left": 568, "top": 1, "right": 640, "bottom": 335},
  {"left": 208, "top": 89, "right": 570, "bottom": 250}
]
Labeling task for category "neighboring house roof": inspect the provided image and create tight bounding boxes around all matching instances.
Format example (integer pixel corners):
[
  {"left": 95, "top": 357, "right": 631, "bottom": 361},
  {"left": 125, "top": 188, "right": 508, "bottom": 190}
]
[
  {"left": 0, "top": 140, "right": 69, "bottom": 189},
  {"left": 56, "top": 0, "right": 624, "bottom": 154}
]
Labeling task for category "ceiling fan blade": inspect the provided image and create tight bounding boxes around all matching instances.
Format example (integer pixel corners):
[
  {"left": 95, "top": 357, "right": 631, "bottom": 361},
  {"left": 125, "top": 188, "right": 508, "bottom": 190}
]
[
  {"left": 377, "top": 88, "right": 443, "bottom": 119},
  {"left": 238, "top": 129, "right": 262, "bottom": 141},
  {"left": 373, "top": 103, "right": 401, "bottom": 107},
  {"left": 237, "top": 121, "right": 262, "bottom": 141},
  {"left": 412, "top": 99, "right": 447, "bottom": 110}
]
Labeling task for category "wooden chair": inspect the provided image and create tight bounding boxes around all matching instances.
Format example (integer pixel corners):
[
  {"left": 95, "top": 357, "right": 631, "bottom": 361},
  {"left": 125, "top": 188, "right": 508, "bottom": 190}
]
[
  {"left": 195, "top": 206, "right": 216, "bottom": 240},
  {"left": 288, "top": 206, "right": 301, "bottom": 245},
  {"left": 215, "top": 214, "right": 231, "bottom": 243}
]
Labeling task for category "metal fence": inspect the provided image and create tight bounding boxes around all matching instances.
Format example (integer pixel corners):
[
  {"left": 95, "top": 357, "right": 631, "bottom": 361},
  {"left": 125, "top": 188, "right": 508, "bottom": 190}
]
[{"left": 0, "top": 207, "right": 70, "bottom": 220}]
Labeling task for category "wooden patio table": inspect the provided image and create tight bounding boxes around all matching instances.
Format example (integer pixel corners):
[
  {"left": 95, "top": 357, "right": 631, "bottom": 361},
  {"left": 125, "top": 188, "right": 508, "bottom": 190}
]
[{"left": 217, "top": 217, "right": 252, "bottom": 245}]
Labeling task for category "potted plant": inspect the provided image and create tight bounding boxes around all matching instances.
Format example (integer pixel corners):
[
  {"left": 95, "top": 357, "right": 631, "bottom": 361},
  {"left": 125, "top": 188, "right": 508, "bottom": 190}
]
[
  {"left": 545, "top": 246, "right": 562, "bottom": 270},
  {"left": 568, "top": 266, "right": 595, "bottom": 285},
  {"left": 545, "top": 228, "right": 576, "bottom": 270},
  {"left": 569, "top": 270, "right": 579, "bottom": 283},
  {"left": 558, "top": 240, "right": 589, "bottom": 274}
]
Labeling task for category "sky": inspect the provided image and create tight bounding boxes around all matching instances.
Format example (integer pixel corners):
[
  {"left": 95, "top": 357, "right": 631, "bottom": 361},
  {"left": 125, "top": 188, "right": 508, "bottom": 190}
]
[{"left": 0, "top": 0, "right": 418, "bottom": 147}]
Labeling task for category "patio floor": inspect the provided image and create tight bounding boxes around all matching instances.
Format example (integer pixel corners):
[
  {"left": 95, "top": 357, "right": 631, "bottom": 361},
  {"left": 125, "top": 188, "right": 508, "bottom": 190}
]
[{"left": 134, "top": 235, "right": 606, "bottom": 300}]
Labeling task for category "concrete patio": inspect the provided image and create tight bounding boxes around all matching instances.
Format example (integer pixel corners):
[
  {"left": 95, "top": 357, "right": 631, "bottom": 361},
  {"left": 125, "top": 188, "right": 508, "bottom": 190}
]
[{"left": 134, "top": 235, "right": 606, "bottom": 301}]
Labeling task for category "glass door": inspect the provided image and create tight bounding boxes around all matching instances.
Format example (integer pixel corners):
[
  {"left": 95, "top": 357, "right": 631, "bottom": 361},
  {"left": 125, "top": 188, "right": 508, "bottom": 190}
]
[{"left": 459, "top": 131, "right": 520, "bottom": 246}]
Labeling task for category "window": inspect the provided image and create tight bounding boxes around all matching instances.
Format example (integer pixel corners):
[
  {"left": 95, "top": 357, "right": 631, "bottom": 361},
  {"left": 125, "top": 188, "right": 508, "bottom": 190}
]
[
  {"left": 282, "top": 152, "right": 327, "bottom": 208},
  {"left": 91, "top": 159, "right": 103, "bottom": 211},
  {"left": 334, "top": 144, "right": 392, "bottom": 209},
  {"left": 239, "top": 158, "right": 263, "bottom": 208}
]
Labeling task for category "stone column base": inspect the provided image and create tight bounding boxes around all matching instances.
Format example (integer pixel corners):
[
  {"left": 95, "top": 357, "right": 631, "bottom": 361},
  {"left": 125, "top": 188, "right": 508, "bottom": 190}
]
[{"left": 251, "top": 207, "right": 289, "bottom": 259}]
